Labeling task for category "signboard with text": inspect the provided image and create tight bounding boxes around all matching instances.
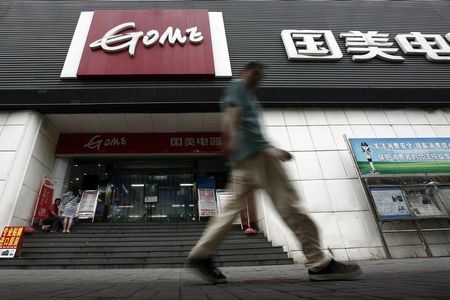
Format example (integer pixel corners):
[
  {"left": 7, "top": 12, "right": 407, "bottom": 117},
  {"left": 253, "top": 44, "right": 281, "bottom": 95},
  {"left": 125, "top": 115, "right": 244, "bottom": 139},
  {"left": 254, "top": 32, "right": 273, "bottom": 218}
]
[
  {"left": 78, "top": 190, "right": 100, "bottom": 220},
  {"left": 61, "top": 9, "right": 231, "bottom": 78},
  {"left": 33, "top": 177, "right": 55, "bottom": 220},
  {"left": 0, "top": 226, "right": 25, "bottom": 259},
  {"left": 198, "top": 188, "right": 217, "bottom": 217},
  {"left": 349, "top": 138, "right": 450, "bottom": 176},
  {"left": 56, "top": 133, "right": 223, "bottom": 156},
  {"left": 370, "top": 188, "right": 412, "bottom": 220}
]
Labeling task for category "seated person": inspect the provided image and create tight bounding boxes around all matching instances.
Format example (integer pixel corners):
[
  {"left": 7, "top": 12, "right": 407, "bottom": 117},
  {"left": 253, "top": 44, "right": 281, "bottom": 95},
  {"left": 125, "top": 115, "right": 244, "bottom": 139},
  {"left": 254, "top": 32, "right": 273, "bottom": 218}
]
[{"left": 42, "top": 198, "right": 62, "bottom": 233}]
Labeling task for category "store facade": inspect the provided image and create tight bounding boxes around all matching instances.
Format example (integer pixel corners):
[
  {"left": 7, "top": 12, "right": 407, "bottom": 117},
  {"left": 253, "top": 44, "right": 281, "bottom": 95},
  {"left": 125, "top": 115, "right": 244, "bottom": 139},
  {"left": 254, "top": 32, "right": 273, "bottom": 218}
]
[{"left": 1, "top": 0, "right": 450, "bottom": 263}]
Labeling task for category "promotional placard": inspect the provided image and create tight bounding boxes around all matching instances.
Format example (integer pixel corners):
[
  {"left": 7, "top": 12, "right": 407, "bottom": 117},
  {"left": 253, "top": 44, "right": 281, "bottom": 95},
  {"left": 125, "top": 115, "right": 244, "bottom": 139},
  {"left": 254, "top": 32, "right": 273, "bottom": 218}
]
[
  {"left": 33, "top": 177, "right": 55, "bottom": 220},
  {"left": 403, "top": 187, "right": 447, "bottom": 217},
  {"left": 349, "top": 138, "right": 450, "bottom": 176},
  {"left": 78, "top": 190, "right": 100, "bottom": 220},
  {"left": 370, "top": 188, "right": 412, "bottom": 219},
  {"left": 437, "top": 186, "right": 450, "bottom": 213},
  {"left": 0, "top": 226, "right": 25, "bottom": 259},
  {"left": 198, "top": 188, "right": 217, "bottom": 217}
]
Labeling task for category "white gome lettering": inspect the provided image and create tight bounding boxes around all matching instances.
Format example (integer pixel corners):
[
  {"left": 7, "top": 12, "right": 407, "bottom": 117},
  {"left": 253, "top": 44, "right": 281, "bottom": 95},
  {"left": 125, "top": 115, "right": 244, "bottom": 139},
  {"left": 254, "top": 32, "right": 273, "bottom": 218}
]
[
  {"left": 90, "top": 23, "right": 204, "bottom": 57},
  {"left": 84, "top": 135, "right": 127, "bottom": 151}
]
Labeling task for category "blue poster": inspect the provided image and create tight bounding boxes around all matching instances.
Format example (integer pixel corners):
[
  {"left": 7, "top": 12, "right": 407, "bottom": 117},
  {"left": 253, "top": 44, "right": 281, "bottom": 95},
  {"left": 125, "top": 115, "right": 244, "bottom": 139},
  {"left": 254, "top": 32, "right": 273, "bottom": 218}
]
[{"left": 349, "top": 138, "right": 450, "bottom": 175}]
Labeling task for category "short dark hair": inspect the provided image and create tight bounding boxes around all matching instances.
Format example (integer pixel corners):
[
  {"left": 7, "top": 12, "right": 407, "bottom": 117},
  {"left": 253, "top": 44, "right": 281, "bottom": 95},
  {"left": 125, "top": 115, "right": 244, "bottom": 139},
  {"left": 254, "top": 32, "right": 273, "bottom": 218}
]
[
  {"left": 243, "top": 61, "right": 265, "bottom": 71},
  {"left": 54, "top": 198, "right": 61, "bottom": 202}
]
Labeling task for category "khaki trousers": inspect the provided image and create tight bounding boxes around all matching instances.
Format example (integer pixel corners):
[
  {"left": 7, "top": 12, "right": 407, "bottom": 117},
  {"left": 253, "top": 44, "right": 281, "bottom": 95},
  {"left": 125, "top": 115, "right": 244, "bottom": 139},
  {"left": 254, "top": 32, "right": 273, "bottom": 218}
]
[{"left": 189, "top": 148, "right": 330, "bottom": 270}]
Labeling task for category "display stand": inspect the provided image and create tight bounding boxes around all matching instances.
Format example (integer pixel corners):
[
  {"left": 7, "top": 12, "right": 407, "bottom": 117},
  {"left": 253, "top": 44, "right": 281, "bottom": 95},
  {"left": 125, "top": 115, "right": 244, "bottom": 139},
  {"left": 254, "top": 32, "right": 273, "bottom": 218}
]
[{"left": 346, "top": 136, "right": 450, "bottom": 258}]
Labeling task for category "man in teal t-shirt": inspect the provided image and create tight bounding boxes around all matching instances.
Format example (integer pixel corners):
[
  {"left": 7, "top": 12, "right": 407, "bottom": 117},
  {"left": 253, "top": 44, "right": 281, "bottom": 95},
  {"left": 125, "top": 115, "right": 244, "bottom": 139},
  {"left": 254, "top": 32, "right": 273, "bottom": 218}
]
[{"left": 188, "top": 62, "right": 361, "bottom": 284}]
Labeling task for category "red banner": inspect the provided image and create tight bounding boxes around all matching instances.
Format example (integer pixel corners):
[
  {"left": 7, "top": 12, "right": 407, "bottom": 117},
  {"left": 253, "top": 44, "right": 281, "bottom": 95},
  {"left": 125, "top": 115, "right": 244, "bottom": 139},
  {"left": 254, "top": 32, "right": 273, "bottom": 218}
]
[
  {"left": 56, "top": 133, "right": 223, "bottom": 155},
  {"left": 0, "top": 226, "right": 25, "bottom": 258},
  {"left": 33, "top": 178, "right": 55, "bottom": 220},
  {"left": 77, "top": 10, "right": 215, "bottom": 77}
]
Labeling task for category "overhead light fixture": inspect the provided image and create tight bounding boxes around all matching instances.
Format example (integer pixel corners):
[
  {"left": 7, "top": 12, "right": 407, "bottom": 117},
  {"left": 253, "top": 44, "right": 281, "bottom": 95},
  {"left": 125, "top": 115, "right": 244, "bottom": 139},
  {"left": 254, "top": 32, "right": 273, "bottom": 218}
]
[
  {"left": 180, "top": 183, "right": 194, "bottom": 187},
  {"left": 131, "top": 184, "right": 145, "bottom": 187}
]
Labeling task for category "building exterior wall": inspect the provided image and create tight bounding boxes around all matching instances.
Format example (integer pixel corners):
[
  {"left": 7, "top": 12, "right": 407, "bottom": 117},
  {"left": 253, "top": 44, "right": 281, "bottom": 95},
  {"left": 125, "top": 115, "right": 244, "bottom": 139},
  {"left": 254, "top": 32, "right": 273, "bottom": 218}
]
[
  {"left": 255, "top": 107, "right": 450, "bottom": 262},
  {"left": 0, "top": 111, "right": 58, "bottom": 232}
]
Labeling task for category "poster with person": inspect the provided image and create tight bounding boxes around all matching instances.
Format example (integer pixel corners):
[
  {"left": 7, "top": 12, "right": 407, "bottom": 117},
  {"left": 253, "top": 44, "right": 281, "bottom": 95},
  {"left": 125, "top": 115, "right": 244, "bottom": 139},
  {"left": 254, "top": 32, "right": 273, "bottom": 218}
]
[{"left": 370, "top": 188, "right": 412, "bottom": 219}]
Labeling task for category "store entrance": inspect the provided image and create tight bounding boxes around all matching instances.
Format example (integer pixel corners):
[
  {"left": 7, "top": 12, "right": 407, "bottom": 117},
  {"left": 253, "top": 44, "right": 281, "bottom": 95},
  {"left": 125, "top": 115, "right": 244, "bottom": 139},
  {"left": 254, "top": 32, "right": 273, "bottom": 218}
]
[{"left": 67, "top": 157, "right": 227, "bottom": 223}]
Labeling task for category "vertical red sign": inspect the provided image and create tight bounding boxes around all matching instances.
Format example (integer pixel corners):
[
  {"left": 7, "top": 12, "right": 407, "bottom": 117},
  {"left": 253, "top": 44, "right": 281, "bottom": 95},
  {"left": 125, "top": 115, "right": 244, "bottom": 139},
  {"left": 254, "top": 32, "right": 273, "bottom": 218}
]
[
  {"left": 33, "top": 178, "right": 55, "bottom": 220},
  {"left": 77, "top": 9, "right": 215, "bottom": 77}
]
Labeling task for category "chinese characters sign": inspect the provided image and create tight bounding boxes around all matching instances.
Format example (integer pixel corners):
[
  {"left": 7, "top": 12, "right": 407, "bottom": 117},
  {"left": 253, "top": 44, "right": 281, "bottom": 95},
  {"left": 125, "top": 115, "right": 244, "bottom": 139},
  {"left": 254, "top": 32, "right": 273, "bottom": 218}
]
[
  {"left": 370, "top": 188, "right": 411, "bottom": 219},
  {"left": 56, "top": 133, "right": 223, "bottom": 155},
  {"left": 0, "top": 226, "right": 25, "bottom": 259},
  {"left": 198, "top": 188, "right": 217, "bottom": 217},
  {"left": 33, "top": 177, "right": 55, "bottom": 220},
  {"left": 282, "top": 30, "right": 450, "bottom": 62},
  {"left": 349, "top": 138, "right": 450, "bottom": 175}
]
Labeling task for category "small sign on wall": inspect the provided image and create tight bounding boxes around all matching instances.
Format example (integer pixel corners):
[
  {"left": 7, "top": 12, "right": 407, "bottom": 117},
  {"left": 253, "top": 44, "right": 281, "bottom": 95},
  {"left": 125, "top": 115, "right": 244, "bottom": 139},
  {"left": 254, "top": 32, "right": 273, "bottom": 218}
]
[{"left": 0, "top": 226, "right": 25, "bottom": 259}]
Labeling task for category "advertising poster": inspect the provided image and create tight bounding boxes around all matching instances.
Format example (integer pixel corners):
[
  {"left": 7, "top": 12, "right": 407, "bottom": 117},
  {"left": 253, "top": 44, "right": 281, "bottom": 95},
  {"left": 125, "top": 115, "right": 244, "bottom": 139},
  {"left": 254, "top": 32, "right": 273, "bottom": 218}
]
[
  {"left": 144, "top": 184, "right": 158, "bottom": 203},
  {"left": 403, "top": 187, "right": 447, "bottom": 217},
  {"left": 33, "top": 177, "right": 55, "bottom": 220},
  {"left": 0, "top": 226, "right": 25, "bottom": 259},
  {"left": 198, "top": 188, "right": 217, "bottom": 217},
  {"left": 437, "top": 186, "right": 450, "bottom": 213},
  {"left": 348, "top": 138, "right": 450, "bottom": 176},
  {"left": 78, "top": 190, "right": 99, "bottom": 219},
  {"left": 216, "top": 190, "right": 241, "bottom": 225},
  {"left": 370, "top": 188, "right": 412, "bottom": 219}
]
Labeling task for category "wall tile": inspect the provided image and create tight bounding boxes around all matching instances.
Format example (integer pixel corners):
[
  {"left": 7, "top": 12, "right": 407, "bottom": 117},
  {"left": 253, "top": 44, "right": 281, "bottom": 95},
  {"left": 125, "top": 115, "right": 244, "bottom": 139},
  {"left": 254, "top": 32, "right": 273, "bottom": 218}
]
[
  {"left": 345, "top": 109, "right": 369, "bottom": 125},
  {"left": 442, "top": 108, "right": 450, "bottom": 123},
  {"left": 23, "top": 157, "right": 51, "bottom": 192},
  {"left": 432, "top": 125, "right": 450, "bottom": 137},
  {"left": 5, "top": 111, "right": 31, "bottom": 125},
  {"left": 384, "top": 109, "right": 409, "bottom": 124},
  {"left": 290, "top": 181, "right": 308, "bottom": 211},
  {"left": 0, "top": 113, "right": 9, "bottom": 125},
  {"left": 372, "top": 125, "right": 396, "bottom": 138},
  {"left": 287, "top": 126, "right": 314, "bottom": 151},
  {"left": 262, "top": 109, "right": 285, "bottom": 126},
  {"left": 40, "top": 118, "right": 59, "bottom": 147},
  {"left": 309, "top": 126, "right": 336, "bottom": 150},
  {"left": 0, "top": 152, "right": 15, "bottom": 180},
  {"left": 283, "top": 109, "right": 307, "bottom": 126},
  {"left": 338, "top": 151, "right": 359, "bottom": 178},
  {"left": 266, "top": 126, "right": 292, "bottom": 150},
  {"left": 293, "top": 152, "right": 323, "bottom": 180},
  {"left": 301, "top": 180, "right": 334, "bottom": 212},
  {"left": 392, "top": 125, "right": 417, "bottom": 137},
  {"left": 413, "top": 125, "right": 437, "bottom": 137},
  {"left": 324, "top": 109, "right": 348, "bottom": 125},
  {"left": 0, "top": 126, "right": 25, "bottom": 151},
  {"left": 326, "top": 179, "right": 369, "bottom": 211},
  {"left": 360, "top": 211, "right": 383, "bottom": 247},
  {"left": 335, "top": 212, "right": 370, "bottom": 248},
  {"left": 330, "top": 126, "right": 353, "bottom": 150},
  {"left": 404, "top": 109, "right": 429, "bottom": 125},
  {"left": 12, "top": 184, "right": 38, "bottom": 223},
  {"left": 71, "top": 114, "right": 100, "bottom": 125},
  {"left": 350, "top": 125, "right": 376, "bottom": 138},
  {"left": 317, "top": 151, "right": 348, "bottom": 179},
  {"left": 309, "top": 212, "right": 345, "bottom": 248},
  {"left": 365, "top": 109, "right": 389, "bottom": 125},
  {"left": 304, "top": 108, "right": 328, "bottom": 125},
  {"left": 424, "top": 109, "right": 448, "bottom": 125},
  {"left": 429, "top": 244, "right": 450, "bottom": 256}
]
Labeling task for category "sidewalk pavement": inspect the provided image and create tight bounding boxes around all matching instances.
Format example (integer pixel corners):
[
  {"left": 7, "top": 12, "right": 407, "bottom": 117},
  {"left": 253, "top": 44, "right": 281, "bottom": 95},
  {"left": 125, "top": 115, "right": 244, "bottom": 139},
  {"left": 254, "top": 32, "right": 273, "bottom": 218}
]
[{"left": 0, "top": 257, "right": 449, "bottom": 299}]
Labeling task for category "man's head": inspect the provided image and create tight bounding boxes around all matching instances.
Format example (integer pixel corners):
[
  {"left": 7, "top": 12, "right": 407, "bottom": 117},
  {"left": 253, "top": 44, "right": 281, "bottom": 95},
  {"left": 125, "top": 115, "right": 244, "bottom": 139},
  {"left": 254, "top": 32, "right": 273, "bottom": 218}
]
[
  {"left": 54, "top": 198, "right": 61, "bottom": 205},
  {"left": 242, "top": 62, "right": 265, "bottom": 89}
]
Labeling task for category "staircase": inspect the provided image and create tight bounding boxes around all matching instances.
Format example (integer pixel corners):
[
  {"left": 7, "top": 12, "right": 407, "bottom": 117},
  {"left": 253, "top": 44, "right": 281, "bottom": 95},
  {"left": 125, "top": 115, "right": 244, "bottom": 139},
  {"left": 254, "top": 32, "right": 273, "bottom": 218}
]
[{"left": 0, "top": 222, "right": 293, "bottom": 269}]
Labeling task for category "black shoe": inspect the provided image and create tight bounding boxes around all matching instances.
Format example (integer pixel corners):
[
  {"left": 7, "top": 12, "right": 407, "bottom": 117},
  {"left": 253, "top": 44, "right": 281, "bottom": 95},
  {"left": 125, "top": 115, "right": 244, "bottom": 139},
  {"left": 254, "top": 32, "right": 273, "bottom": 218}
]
[
  {"left": 187, "top": 257, "right": 227, "bottom": 284},
  {"left": 308, "top": 259, "right": 362, "bottom": 281}
]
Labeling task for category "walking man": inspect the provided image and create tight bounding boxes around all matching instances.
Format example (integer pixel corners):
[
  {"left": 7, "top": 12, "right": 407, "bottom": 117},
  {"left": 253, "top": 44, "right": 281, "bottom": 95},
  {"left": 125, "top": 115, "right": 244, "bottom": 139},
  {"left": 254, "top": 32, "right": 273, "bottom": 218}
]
[{"left": 187, "top": 62, "right": 361, "bottom": 283}]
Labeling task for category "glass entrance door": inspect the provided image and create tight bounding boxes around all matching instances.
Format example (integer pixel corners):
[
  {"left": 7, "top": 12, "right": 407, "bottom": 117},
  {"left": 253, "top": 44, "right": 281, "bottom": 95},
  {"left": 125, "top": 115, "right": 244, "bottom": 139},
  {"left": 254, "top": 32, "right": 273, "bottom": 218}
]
[{"left": 107, "top": 174, "right": 196, "bottom": 222}]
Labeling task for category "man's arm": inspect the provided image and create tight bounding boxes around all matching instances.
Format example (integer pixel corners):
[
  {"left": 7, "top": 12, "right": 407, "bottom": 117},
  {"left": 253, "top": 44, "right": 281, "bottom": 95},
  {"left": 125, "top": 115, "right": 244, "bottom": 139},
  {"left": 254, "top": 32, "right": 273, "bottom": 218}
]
[{"left": 222, "top": 106, "right": 241, "bottom": 154}]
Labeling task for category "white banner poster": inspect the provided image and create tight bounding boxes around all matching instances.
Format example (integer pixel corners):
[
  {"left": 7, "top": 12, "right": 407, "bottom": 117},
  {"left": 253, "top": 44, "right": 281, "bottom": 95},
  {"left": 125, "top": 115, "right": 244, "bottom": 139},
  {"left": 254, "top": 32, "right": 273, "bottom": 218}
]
[
  {"left": 404, "top": 187, "right": 447, "bottom": 217},
  {"left": 78, "top": 190, "right": 99, "bottom": 220},
  {"left": 370, "top": 188, "right": 412, "bottom": 219},
  {"left": 198, "top": 188, "right": 217, "bottom": 217}
]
